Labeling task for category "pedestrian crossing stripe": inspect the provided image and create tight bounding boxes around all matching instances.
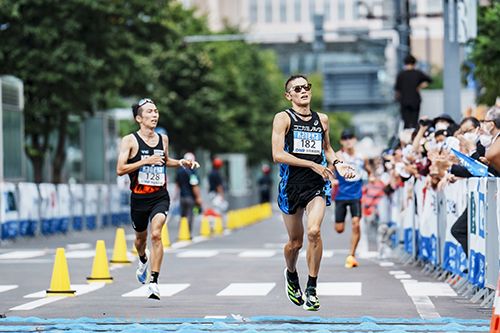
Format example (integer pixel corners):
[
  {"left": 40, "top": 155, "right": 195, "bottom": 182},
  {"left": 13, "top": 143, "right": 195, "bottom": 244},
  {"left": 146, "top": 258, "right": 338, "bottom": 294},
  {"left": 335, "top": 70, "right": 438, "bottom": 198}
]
[
  {"left": 0, "top": 285, "right": 18, "bottom": 293},
  {"left": 238, "top": 250, "right": 276, "bottom": 257},
  {"left": 317, "top": 282, "right": 362, "bottom": 296},
  {"left": 299, "top": 250, "right": 334, "bottom": 258},
  {"left": 65, "top": 250, "right": 96, "bottom": 259},
  {"left": 176, "top": 250, "right": 219, "bottom": 258},
  {"left": 10, "top": 297, "right": 66, "bottom": 311},
  {"left": 121, "top": 284, "right": 190, "bottom": 297},
  {"left": 24, "top": 283, "right": 106, "bottom": 298},
  {"left": 401, "top": 281, "right": 457, "bottom": 297},
  {"left": 216, "top": 283, "right": 276, "bottom": 296},
  {"left": 0, "top": 250, "right": 46, "bottom": 259}
]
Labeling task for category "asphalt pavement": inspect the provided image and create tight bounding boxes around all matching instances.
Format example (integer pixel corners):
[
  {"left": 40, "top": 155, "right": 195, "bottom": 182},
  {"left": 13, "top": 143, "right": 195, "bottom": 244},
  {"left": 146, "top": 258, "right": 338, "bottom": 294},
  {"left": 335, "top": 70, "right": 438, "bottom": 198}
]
[{"left": 0, "top": 206, "right": 492, "bottom": 332}]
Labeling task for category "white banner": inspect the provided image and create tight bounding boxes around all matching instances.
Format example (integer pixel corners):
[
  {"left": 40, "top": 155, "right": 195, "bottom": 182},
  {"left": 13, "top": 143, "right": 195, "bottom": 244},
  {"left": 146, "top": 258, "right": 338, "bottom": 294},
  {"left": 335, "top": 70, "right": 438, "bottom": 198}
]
[
  {"left": 418, "top": 185, "right": 438, "bottom": 265},
  {"left": 402, "top": 178, "right": 415, "bottom": 253},
  {"left": 99, "top": 185, "right": 110, "bottom": 227},
  {"left": 57, "top": 184, "right": 71, "bottom": 233},
  {"left": 0, "top": 182, "right": 18, "bottom": 239},
  {"left": 109, "top": 184, "right": 121, "bottom": 225},
  {"left": 18, "top": 182, "right": 39, "bottom": 236},
  {"left": 70, "top": 184, "right": 84, "bottom": 231},
  {"left": 38, "top": 183, "right": 58, "bottom": 234},
  {"left": 442, "top": 180, "right": 468, "bottom": 274},
  {"left": 468, "top": 178, "right": 486, "bottom": 288}
]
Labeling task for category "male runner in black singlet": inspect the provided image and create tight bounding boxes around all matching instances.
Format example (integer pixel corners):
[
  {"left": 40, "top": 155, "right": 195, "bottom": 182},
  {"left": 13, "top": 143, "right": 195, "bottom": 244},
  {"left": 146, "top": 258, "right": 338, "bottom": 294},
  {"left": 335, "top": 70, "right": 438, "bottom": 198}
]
[
  {"left": 272, "top": 75, "right": 355, "bottom": 311},
  {"left": 117, "top": 98, "right": 198, "bottom": 300}
]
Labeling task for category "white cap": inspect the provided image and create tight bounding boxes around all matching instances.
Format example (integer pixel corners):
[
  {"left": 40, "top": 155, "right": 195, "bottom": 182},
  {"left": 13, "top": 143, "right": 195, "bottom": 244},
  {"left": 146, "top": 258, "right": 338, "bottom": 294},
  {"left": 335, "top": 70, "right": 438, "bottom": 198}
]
[{"left": 183, "top": 152, "right": 196, "bottom": 161}]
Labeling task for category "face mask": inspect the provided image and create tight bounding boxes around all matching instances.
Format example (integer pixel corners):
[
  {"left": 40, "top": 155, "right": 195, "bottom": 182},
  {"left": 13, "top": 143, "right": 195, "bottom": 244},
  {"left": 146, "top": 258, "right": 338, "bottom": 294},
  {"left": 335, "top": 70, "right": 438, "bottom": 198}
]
[
  {"left": 435, "top": 122, "right": 448, "bottom": 131},
  {"left": 480, "top": 134, "right": 492, "bottom": 148},
  {"left": 463, "top": 131, "right": 478, "bottom": 142},
  {"left": 483, "top": 122, "right": 493, "bottom": 136},
  {"left": 384, "top": 162, "right": 392, "bottom": 170}
]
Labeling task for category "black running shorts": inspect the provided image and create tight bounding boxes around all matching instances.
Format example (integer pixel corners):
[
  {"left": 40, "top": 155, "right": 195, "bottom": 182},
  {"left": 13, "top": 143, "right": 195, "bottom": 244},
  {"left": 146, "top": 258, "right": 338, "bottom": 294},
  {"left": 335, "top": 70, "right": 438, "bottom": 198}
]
[
  {"left": 130, "top": 189, "right": 170, "bottom": 232},
  {"left": 278, "top": 181, "right": 331, "bottom": 215},
  {"left": 335, "top": 199, "right": 361, "bottom": 222}
]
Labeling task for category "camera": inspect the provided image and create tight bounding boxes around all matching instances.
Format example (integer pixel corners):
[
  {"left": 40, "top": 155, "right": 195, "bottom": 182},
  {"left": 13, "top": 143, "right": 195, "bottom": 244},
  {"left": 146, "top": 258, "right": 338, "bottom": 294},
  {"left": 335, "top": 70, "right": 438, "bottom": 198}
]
[{"left": 419, "top": 119, "right": 433, "bottom": 127}]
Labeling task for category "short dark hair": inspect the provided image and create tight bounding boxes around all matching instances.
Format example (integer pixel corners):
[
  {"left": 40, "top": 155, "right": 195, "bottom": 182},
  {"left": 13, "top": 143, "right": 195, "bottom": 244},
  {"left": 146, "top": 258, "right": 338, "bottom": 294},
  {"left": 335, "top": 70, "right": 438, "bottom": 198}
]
[
  {"left": 132, "top": 103, "right": 141, "bottom": 118},
  {"left": 459, "top": 116, "right": 480, "bottom": 128},
  {"left": 285, "top": 74, "right": 308, "bottom": 92},
  {"left": 404, "top": 54, "right": 416, "bottom": 65}
]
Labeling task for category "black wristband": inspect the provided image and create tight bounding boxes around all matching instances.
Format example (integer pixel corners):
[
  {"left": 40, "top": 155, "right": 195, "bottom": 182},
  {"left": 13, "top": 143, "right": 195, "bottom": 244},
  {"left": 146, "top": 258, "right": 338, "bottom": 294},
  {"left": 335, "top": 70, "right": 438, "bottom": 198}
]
[{"left": 333, "top": 159, "right": 343, "bottom": 166}]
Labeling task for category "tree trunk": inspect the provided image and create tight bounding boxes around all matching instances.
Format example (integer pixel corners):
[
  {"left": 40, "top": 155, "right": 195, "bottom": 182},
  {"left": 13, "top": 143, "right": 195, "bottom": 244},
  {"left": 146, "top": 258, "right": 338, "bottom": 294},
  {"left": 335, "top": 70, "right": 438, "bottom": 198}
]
[
  {"left": 30, "top": 156, "right": 44, "bottom": 184},
  {"left": 52, "top": 113, "right": 68, "bottom": 184}
]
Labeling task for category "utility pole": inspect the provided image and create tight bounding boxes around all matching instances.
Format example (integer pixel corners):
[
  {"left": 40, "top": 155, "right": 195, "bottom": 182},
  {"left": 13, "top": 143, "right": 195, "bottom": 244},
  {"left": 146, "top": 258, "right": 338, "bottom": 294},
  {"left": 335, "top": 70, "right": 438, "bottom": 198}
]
[
  {"left": 443, "top": 0, "right": 462, "bottom": 122},
  {"left": 395, "top": 0, "right": 411, "bottom": 71}
]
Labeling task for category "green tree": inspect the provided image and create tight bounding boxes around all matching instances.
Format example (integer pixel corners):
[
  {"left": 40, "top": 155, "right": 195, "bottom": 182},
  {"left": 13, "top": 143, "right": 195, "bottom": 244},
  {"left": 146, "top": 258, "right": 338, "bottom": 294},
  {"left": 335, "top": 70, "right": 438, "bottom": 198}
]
[{"left": 467, "top": 2, "right": 500, "bottom": 105}]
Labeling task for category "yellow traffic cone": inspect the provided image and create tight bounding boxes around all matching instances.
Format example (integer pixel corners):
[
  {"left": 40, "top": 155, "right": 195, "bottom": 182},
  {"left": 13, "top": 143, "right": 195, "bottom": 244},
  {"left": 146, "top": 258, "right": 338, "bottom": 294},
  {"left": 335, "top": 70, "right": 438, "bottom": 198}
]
[
  {"left": 213, "top": 216, "right": 224, "bottom": 235},
  {"left": 109, "top": 228, "right": 131, "bottom": 266},
  {"left": 87, "top": 240, "right": 113, "bottom": 283},
  {"left": 199, "top": 216, "right": 211, "bottom": 237},
  {"left": 162, "top": 223, "right": 171, "bottom": 248},
  {"left": 46, "top": 248, "right": 75, "bottom": 297},
  {"left": 132, "top": 245, "right": 138, "bottom": 255},
  {"left": 177, "top": 217, "right": 191, "bottom": 241},
  {"left": 226, "top": 211, "right": 236, "bottom": 230}
]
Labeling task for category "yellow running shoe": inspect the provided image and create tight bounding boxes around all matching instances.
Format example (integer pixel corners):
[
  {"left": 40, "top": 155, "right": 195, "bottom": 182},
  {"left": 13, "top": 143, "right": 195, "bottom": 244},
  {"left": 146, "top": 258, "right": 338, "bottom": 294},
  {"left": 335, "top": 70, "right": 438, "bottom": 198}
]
[{"left": 345, "top": 255, "right": 358, "bottom": 268}]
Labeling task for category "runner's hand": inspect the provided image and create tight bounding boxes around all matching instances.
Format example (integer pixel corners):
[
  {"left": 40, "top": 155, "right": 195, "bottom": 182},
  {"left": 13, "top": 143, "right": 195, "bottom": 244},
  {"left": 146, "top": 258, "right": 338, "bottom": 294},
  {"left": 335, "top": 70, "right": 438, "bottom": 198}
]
[
  {"left": 180, "top": 159, "right": 200, "bottom": 169},
  {"left": 146, "top": 154, "right": 164, "bottom": 166},
  {"left": 310, "top": 163, "right": 334, "bottom": 181},
  {"left": 336, "top": 163, "right": 355, "bottom": 179}
]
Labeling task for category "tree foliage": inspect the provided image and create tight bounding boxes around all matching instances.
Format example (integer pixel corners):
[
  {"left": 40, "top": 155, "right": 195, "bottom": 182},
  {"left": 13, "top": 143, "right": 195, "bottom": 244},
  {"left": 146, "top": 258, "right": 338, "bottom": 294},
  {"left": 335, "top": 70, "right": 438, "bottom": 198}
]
[{"left": 468, "top": 2, "right": 500, "bottom": 105}]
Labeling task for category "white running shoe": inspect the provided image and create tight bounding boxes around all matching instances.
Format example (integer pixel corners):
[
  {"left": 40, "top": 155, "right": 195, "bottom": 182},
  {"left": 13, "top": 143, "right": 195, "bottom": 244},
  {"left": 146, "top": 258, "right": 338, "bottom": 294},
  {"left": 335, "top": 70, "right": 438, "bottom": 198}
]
[
  {"left": 148, "top": 282, "right": 160, "bottom": 300},
  {"left": 136, "top": 248, "right": 150, "bottom": 284}
]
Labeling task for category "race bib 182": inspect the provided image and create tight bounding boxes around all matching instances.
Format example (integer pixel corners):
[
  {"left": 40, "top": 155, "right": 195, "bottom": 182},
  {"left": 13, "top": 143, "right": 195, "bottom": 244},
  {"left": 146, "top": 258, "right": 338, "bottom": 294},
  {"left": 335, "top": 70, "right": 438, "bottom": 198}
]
[{"left": 293, "top": 131, "right": 322, "bottom": 155}]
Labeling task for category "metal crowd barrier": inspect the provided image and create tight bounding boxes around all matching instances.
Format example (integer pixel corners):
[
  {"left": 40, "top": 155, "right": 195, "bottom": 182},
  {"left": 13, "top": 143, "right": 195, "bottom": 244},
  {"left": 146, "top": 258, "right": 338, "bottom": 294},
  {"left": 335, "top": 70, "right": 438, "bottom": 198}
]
[
  {"left": 0, "top": 182, "right": 132, "bottom": 241},
  {"left": 386, "top": 177, "right": 500, "bottom": 307}
]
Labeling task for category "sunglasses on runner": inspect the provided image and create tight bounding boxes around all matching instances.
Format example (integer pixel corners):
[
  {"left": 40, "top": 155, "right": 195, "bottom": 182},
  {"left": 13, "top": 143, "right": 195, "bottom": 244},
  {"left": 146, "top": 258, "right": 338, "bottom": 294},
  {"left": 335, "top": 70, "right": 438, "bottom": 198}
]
[
  {"left": 287, "top": 84, "right": 312, "bottom": 94},
  {"left": 138, "top": 98, "right": 154, "bottom": 107}
]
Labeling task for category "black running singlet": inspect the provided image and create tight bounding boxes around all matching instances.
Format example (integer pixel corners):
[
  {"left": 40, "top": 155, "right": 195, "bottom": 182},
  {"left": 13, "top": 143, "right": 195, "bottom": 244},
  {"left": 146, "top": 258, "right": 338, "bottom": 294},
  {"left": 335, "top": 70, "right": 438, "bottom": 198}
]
[
  {"left": 127, "top": 132, "right": 166, "bottom": 194},
  {"left": 280, "top": 109, "right": 327, "bottom": 183}
]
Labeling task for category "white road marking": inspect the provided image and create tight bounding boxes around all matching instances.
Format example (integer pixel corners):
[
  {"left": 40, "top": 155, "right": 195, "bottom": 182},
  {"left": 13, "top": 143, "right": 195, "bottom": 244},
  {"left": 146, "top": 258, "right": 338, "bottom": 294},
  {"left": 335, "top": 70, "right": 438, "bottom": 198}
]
[
  {"left": 317, "top": 282, "right": 362, "bottom": 296},
  {"left": 238, "top": 250, "right": 276, "bottom": 258},
  {"left": 65, "top": 250, "right": 96, "bottom": 259},
  {"left": 24, "top": 283, "right": 106, "bottom": 298},
  {"left": 10, "top": 297, "right": 66, "bottom": 311},
  {"left": 395, "top": 274, "right": 413, "bottom": 279},
  {"left": 66, "top": 243, "right": 91, "bottom": 250},
  {"left": 0, "top": 250, "right": 46, "bottom": 260},
  {"left": 379, "top": 262, "right": 395, "bottom": 267},
  {"left": 177, "top": 250, "right": 219, "bottom": 258},
  {"left": 389, "top": 270, "right": 407, "bottom": 275},
  {"left": 122, "top": 284, "right": 190, "bottom": 297},
  {"left": 411, "top": 295, "right": 441, "bottom": 319},
  {"left": 217, "top": 283, "right": 276, "bottom": 296},
  {"left": 0, "top": 285, "right": 18, "bottom": 293},
  {"left": 403, "top": 282, "right": 457, "bottom": 297},
  {"left": 299, "top": 250, "right": 334, "bottom": 258}
]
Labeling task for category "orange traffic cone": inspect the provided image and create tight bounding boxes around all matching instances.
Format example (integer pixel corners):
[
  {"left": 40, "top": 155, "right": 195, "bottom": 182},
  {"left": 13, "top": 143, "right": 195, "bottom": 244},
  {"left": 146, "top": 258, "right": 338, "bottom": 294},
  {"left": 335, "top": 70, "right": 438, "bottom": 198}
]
[{"left": 490, "top": 273, "right": 500, "bottom": 332}]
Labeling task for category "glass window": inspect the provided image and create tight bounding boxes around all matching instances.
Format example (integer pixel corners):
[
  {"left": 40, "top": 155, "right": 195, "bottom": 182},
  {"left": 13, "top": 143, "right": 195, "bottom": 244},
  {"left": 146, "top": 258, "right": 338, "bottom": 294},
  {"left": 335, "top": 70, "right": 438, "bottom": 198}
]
[
  {"left": 294, "top": 0, "right": 301, "bottom": 22},
  {"left": 353, "top": 0, "right": 359, "bottom": 20},
  {"left": 338, "top": 0, "right": 345, "bottom": 21},
  {"left": 280, "top": 0, "right": 287, "bottom": 22},
  {"left": 309, "top": 0, "right": 316, "bottom": 22},
  {"left": 324, "top": 0, "right": 331, "bottom": 21},
  {"left": 250, "top": 0, "right": 258, "bottom": 24},
  {"left": 265, "top": 0, "right": 272, "bottom": 22}
]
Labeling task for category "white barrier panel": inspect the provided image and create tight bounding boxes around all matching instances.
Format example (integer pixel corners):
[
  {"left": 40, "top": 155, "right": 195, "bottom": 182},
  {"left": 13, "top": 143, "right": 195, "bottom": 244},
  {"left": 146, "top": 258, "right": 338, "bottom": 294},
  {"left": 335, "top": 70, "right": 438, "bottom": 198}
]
[
  {"left": 38, "top": 183, "right": 58, "bottom": 234},
  {"left": 418, "top": 186, "right": 438, "bottom": 265},
  {"left": 70, "top": 184, "right": 84, "bottom": 231},
  {"left": 120, "top": 189, "right": 130, "bottom": 224},
  {"left": 99, "top": 185, "right": 110, "bottom": 228},
  {"left": 0, "top": 182, "right": 18, "bottom": 239},
  {"left": 442, "top": 180, "right": 468, "bottom": 275},
  {"left": 57, "top": 184, "right": 71, "bottom": 233},
  {"left": 18, "top": 182, "right": 39, "bottom": 236},
  {"left": 468, "top": 178, "right": 486, "bottom": 288},
  {"left": 484, "top": 178, "right": 498, "bottom": 289},
  {"left": 402, "top": 178, "right": 415, "bottom": 253},
  {"left": 390, "top": 186, "right": 402, "bottom": 245},
  {"left": 109, "top": 184, "right": 121, "bottom": 225},
  {"left": 85, "top": 184, "right": 98, "bottom": 230},
  {"left": 414, "top": 179, "right": 425, "bottom": 255}
]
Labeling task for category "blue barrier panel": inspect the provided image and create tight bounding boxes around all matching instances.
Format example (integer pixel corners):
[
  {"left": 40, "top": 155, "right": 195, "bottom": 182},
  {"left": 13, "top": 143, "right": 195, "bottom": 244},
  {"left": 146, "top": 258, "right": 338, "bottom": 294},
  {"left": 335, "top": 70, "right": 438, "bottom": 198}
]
[
  {"left": 468, "top": 178, "right": 486, "bottom": 288},
  {"left": 85, "top": 184, "right": 98, "bottom": 230},
  {"left": 0, "top": 182, "right": 18, "bottom": 239},
  {"left": 402, "top": 178, "right": 415, "bottom": 253},
  {"left": 57, "top": 184, "right": 71, "bottom": 233},
  {"left": 442, "top": 180, "right": 467, "bottom": 275},
  {"left": 99, "top": 185, "right": 110, "bottom": 228},
  {"left": 70, "top": 183, "right": 84, "bottom": 231},
  {"left": 18, "top": 182, "right": 39, "bottom": 237}
]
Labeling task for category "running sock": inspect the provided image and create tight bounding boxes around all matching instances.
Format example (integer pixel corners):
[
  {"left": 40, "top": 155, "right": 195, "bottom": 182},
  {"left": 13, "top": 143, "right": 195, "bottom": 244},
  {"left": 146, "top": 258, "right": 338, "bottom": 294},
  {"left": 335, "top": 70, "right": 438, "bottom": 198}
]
[
  {"left": 307, "top": 275, "right": 317, "bottom": 288},
  {"left": 139, "top": 253, "right": 148, "bottom": 264},
  {"left": 151, "top": 272, "right": 159, "bottom": 284},
  {"left": 287, "top": 269, "right": 299, "bottom": 282}
]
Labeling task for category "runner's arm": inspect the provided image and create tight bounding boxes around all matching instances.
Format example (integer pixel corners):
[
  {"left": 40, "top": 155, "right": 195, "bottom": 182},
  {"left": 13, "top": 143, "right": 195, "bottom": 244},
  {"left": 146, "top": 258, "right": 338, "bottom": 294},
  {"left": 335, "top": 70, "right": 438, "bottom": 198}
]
[{"left": 116, "top": 135, "right": 150, "bottom": 176}]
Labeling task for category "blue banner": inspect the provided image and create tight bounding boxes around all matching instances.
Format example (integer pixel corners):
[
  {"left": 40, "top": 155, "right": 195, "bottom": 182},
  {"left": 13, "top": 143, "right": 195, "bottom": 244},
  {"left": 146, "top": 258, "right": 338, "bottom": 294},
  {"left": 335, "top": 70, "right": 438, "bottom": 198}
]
[{"left": 451, "top": 148, "right": 489, "bottom": 177}]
